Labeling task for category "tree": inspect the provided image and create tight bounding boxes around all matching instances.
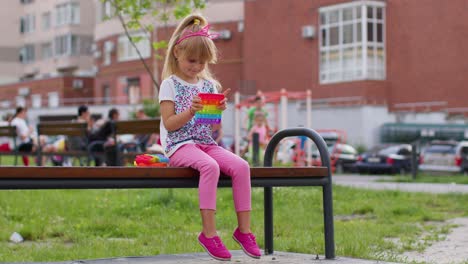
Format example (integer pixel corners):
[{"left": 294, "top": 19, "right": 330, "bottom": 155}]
[{"left": 103, "top": 0, "right": 206, "bottom": 97}]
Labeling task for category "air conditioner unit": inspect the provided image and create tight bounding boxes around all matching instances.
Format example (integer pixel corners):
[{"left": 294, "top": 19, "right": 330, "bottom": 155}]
[
  {"left": 218, "top": 30, "right": 232, "bottom": 40},
  {"left": 72, "top": 79, "right": 84, "bottom": 89},
  {"left": 104, "top": 41, "right": 115, "bottom": 52},
  {"left": 302, "top": 25, "right": 315, "bottom": 39},
  {"left": 18, "top": 87, "right": 30, "bottom": 96}
]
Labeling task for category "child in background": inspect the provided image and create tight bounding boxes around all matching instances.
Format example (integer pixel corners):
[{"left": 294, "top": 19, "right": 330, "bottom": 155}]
[
  {"left": 247, "top": 112, "right": 270, "bottom": 164},
  {"left": 159, "top": 14, "right": 261, "bottom": 261}
]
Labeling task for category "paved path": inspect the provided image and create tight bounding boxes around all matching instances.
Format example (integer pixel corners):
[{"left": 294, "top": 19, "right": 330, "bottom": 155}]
[
  {"left": 333, "top": 175, "right": 468, "bottom": 194},
  {"left": 36, "top": 251, "right": 397, "bottom": 264}
]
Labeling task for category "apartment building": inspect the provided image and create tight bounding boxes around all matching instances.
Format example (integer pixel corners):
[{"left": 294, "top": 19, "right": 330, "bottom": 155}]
[
  {"left": 92, "top": 0, "right": 244, "bottom": 105},
  {"left": 0, "top": 1, "right": 22, "bottom": 86},
  {"left": 0, "top": 0, "right": 96, "bottom": 109}
]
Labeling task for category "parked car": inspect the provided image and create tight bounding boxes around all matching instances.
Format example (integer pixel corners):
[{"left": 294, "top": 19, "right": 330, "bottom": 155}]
[
  {"left": 312, "top": 143, "right": 358, "bottom": 173},
  {"left": 419, "top": 140, "right": 468, "bottom": 174},
  {"left": 355, "top": 144, "right": 413, "bottom": 174}
]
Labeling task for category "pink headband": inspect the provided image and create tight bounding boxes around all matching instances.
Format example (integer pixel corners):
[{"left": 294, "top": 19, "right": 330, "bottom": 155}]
[{"left": 176, "top": 24, "right": 220, "bottom": 45}]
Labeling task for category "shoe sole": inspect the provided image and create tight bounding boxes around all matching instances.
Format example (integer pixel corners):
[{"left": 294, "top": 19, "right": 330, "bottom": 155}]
[
  {"left": 232, "top": 235, "right": 261, "bottom": 259},
  {"left": 198, "top": 239, "right": 231, "bottom": 261}
]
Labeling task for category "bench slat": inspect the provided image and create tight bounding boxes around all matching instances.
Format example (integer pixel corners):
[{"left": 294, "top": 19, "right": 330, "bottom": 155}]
[
  {"left": 0, "top": 166, "right": 328, "bottom": 179},
  {"left": 114, "top": 119, "right": 160, "bottom": 135}
]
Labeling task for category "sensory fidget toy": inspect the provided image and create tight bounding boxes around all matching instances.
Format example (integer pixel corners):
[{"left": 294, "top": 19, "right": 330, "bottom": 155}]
[
  {"left": 134, "top": 154, "right": 170, "bottom": 167},
  {"left": 195, "top": 93, "right": 224, "bottom": 124}
]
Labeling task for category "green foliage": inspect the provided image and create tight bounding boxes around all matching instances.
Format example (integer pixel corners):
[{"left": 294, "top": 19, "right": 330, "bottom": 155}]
[{"left": 142, "top": 99, "right": 160, "bottom": 118}]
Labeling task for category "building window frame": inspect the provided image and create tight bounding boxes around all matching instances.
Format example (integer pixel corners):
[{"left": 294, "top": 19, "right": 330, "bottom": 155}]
[
  {"left": 42, "top": 12, "right": 51, "bottom": 31},
  {"left": 41, "top": 42, "right": 53, "bottom": 60},
  {"left": 318, "top": 1, "right": 386, "bottom": 84},
  {"left": 55, "top": 2, "right": 80, "bottom": 27},
  {"left": 19, "top": 44, "right": 35, "bottom": 64},
  {"left": 20, "top": 14, "right": 35, "bottom": 34},
  {"left": 54, "top": 34, "right": 80, "bottom": 57},
  {"left": 117, "top": 32, "right": 151, "bottom": 62}
]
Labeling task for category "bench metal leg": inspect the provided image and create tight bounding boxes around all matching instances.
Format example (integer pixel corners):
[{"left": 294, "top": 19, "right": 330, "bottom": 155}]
[
  {"left": 323, "top": 184, "right": 335, "bottom": 259},
  {"left": 264, "top": 186, "right": 274, "bottom": 255}
]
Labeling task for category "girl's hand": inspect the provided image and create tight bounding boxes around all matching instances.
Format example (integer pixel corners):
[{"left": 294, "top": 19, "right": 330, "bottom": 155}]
[
  {"left": 217, "top": 88, "right": 231, "bottom": 111},
  {"left": 191, "top": 95, "right": 203, "bottom": 114}
]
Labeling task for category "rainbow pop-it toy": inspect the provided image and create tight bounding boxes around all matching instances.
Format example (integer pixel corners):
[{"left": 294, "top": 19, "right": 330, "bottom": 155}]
[
  {"left": 195, "top": 93, "right": 224, "bottom": 124},
  {"left": 134, "top": 154, "right": 170, "bottom": 167}
]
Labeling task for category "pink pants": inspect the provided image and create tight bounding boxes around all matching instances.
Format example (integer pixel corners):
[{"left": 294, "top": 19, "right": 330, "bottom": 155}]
[{"left": 169, "top": 144, "right": 251, "bottom": 212}]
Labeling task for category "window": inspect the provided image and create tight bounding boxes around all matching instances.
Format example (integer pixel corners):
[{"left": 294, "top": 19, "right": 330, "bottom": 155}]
[
  {"left": 319, "top": 1, "right": 385, "bottom": 83},
  {"left": 56, "top": 2, "right": 80, "bottom": 26},
  {"left": 32, "top": 94, "right": 42, "bottom": 108},
  {"left": 20, "top": 0, "right": 34, "bottom": 4},
  {"left": 16, "top": 96, "right": 26, "bottom": 107},
  {"left": 19, "top": 45, "right": 35, "bottom": 63},
  {"left": 42, "top": 12, "right": 51, "bottom": 30},
  {"left": 101, "top": 0, "right": 115, "bottom": 21},
  {"left": 41, "top": 43, "right": 53, "bottom": 59},
  {"left": 117, "top": 32, "right": 150, "bottom": 62},
  {"left": 48, "top": 92, "right": 59, "bottom": 108},
  {"left": 103, "top": 41, "right": 113, "bottom": 65},
  {"left": 20, "top": 14, "right": 35, "bottom": 34},
  {"left": 54, "top": 35, "right": 79, "bottom": 56}
]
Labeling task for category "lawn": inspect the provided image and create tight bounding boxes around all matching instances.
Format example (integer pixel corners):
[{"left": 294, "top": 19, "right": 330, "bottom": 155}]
[
  {"left": 1, "top": 186, "right": 468, "bottom": 262},
  {"left": 381, "top": 173, "right": 468, "bottom": 184}
]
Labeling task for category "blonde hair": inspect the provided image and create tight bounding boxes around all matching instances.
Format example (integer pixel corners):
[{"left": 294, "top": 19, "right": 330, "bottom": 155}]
[{"left": 162, "top": 14, "right": 221, "bottom": 90}]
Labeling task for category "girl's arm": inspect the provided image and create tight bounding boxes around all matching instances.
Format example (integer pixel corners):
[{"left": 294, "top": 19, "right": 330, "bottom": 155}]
[{"left": 160, "top": 96, "right": 203, "bottom": 132}]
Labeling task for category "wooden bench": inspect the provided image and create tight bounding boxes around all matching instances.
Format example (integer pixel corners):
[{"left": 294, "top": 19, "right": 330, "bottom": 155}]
[
  {"left": 110, "top": 118, "right": 161, "bottom": 165},
  {"left": 36, "top": 121, "right": 92, "bottom": 166},
  {"left": 0, "top": 128, "right": 335, "bottom": 259},
  {"left": 36, "top": 119, "right": 160, "bottom": 166}
]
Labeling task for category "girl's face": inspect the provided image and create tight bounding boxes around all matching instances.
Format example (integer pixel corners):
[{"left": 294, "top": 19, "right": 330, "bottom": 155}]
[{"left": 177, "top": 54, "right": 206, "bottom": 82}]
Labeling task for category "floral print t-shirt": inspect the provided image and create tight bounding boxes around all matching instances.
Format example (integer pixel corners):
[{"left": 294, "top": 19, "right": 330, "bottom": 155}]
[{"left": 159, "top": 75, "right": 218, "bottom": 157}]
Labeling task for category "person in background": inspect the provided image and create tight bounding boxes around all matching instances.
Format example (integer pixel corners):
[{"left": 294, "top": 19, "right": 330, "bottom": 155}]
[
  {"left": 245, "top": 95, "right": 268, "bottom": 133},
  {"left": 88, "top": 108, "right": 120, "bottom": 166},
  {"left": 10, "top": 107, "right": 35, "bottom": 166},
  {"left": 246, "top": 112, "right": 270, "bottom": 164}
]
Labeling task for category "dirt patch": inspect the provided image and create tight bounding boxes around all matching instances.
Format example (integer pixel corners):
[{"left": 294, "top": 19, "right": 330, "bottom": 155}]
[{"left": 401, "top": 217, "right": 468, "bottom": 264}]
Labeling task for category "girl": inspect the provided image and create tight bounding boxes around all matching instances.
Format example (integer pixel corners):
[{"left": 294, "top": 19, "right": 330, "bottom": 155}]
[{"left": 159, "top": 14, "right": 261, "bottom": 261}]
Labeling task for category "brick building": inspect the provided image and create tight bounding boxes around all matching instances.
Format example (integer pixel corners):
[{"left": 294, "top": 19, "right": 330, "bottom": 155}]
[{"left": 0, "top": 0, "right": 466, "bottom": 145}]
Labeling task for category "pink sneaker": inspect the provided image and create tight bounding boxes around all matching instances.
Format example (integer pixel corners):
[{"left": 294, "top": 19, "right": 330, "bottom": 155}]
[
  {"left": 232, "top": 228, "right": 261, "bottom": 259},
  {"left": 198, "top": 233, "right": 232, "bottom": 261}
]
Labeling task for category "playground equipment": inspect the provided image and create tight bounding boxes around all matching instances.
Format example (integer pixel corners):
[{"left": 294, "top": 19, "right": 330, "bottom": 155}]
[
  {"left": 234, "top": 89, "right": 313, "bottom": 164},
  {"left": 196, "top": 93, "right": 224, "bottom": 124}
]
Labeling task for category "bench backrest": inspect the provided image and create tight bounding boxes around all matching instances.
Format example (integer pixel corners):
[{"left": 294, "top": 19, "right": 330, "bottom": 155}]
[
  {"left": 37, "top": 122, "right": 88, "bottom": 137},
  {"left": 0, "top": 126, "right": 16, "bottom": 138},
  {"left": 112, "top": 118, "right": 160, "bottom": 135}
]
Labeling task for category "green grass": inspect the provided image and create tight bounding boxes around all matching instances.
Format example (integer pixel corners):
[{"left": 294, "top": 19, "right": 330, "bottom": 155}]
[
  {"left": 1, "top": 186, "right": 468, "bottom": 262},
  {"left": 381, "top": 174, "right": 468, "bottom": 184}
]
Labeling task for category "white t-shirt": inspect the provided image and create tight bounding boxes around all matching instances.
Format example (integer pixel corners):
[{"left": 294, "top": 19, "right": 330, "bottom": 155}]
[
  {"left": 159, "top": 75, "right": 207, "bottom": 157},
  {"left": 10, "top": 117, "right": 30, "bottom": 143},
  {"left": 159, "top": 75, "right": 223, "bottom": 157}
]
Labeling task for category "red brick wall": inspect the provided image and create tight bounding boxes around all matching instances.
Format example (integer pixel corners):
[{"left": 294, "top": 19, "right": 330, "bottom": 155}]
[
  {"left": 243, "top": 0, "right": 388, "bottom": 103},
  {"left": 386, "top": 0, "right": 468, "bottom": 111},
  {"left": 94, "top": 35, "right": 155, "bottom": 102},
  {"left": 0, "top": 77, "right": 94, "bottom": 108}
]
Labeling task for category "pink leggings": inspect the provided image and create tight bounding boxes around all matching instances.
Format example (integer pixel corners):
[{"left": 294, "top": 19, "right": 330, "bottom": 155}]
[{"left": 169, "top": 144, "right": 251, "bottom": 212}]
